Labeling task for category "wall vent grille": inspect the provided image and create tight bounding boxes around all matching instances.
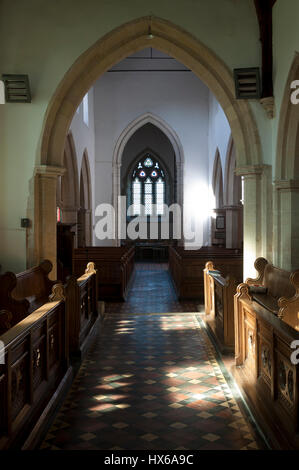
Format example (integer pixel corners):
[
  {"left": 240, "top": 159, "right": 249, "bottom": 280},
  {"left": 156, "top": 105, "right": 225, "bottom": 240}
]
[
  {"left": 233, "top": 68, "right": 261, "bottom": 100},
  {"left": 2, "top": 74, "right": 31, "bottom": 103}
]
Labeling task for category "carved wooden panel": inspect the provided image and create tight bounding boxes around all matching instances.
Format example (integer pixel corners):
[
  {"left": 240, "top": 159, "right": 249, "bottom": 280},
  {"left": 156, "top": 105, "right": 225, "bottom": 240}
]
[
  {"left": 243, "top": 307, "right": 256, "bottom": 376},
  {"left": 11, "top": 353, "right": 29, "bottom": 421},
  {"left": 275, "top": 352, "right": 295, "bottom": 413},
  {"left": 49, "top": 322, "right": 60, "bottom": 371},
  {"left": 32, "top": 336, "right": 46, "bottom": 393}
]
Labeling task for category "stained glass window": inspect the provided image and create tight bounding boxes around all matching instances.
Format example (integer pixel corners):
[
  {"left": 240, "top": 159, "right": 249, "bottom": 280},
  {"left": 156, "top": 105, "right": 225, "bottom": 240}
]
[
  {"left": 131, "top": 154, "right": 166, "bottom": 216},
  {"left": 144, "top": 178, "right": 153, "bottom": 215},
  {"left": 132, "top": 178, "right": 141, "bottom": 215},
  {"left": 156, "top": 178, "right": 165, "bottom": 215},
  {"left": 144, "top": 157, "right": 153, "bottom": 167}
]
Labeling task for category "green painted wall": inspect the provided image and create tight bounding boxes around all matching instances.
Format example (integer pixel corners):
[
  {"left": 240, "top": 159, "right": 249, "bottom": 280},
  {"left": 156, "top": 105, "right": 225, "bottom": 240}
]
[{"left": 0, "top": 0, "right": 274, "bottom": 272}]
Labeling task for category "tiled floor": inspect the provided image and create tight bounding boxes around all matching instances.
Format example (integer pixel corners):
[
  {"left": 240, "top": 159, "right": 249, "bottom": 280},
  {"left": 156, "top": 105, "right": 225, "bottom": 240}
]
[
  {"left": 40, "top": 263, "right": 263, "bottom": 450},
  {"left": 105, "top": 262, "right": 199, "bottom": 314}
]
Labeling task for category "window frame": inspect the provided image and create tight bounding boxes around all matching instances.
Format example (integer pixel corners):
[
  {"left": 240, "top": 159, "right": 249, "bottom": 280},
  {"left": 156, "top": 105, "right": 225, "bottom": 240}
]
[{"left": 128, "top": 153, "right": 167, "bottom": 218}]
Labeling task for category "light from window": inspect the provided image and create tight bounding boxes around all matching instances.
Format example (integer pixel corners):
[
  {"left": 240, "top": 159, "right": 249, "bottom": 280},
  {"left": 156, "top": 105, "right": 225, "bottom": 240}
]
[
  {"left": 130, "top": 154, "right": 166, "bottom": 217},
  {"left": 156, "top": 178, "right": 165, "bottom": 215},
  {"left": 144, "top": 178, "right": 153, "bottom": 215},
  {"left": 132, "top": 178, "right": 141, "bottom": 215},
  {"left": 83, "top": 93, "right": 89, "bottom": 126},
  {"left": 241, "top": 176, "right": 244, "bottom": 205}
]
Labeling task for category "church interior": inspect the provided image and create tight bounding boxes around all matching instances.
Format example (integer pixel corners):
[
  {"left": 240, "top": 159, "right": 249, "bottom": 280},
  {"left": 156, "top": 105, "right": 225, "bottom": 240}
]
[{"left": 1, "top": 0, "right": 299, "bottom": 452}]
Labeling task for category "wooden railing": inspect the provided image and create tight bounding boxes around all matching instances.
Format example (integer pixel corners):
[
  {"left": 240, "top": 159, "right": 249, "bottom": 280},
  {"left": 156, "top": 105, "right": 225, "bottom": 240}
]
[
  {"left": 203, "top": 261, "right": 237, "bottom": 351},
  {"left": 65, "top": 262, "right": 99, "bottom": 357},
  {"left": 0, "top": 260, "right": 101, "bottom": 449},
  {"left": 73, "top": 245, "right": 135, "bottom": 301},
  {"left": 0, "top": 289, "right": 71, "bottom": 449},
  {"left": 169, "top": 246, "right": 243, "bottom": 301}
]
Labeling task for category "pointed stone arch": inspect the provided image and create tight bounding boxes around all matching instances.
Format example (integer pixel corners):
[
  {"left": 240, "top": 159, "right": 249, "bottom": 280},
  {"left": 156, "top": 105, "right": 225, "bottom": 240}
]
[
  {"left": 274, "top": 53, "right": 299, "bottom": 270},
  {"left": 276, "top": 52, "right": 299, "bottom": 180},
  {"left": 57, "top": 131, "right": 80, "bottom": 216},
  {"left": 212, "top": 149, "right": 224, "bottom": 209},
  {"left": 40, "top": 16, "right": 261, "bottom": 169},
  {"left": 35, "top": 15, "right": 262, "bottom": 273},
  {"left": 223, "top": 135, "right": 243, "bottom": 249},
  {"left": 78, "top": 150, "right": 92, "bottom": 247},
  {"left": 112, "top": 113, "right": 184, "bottom": 244},
  {"left": 224, "top": 134, "right": 242, "bottom": 207}
]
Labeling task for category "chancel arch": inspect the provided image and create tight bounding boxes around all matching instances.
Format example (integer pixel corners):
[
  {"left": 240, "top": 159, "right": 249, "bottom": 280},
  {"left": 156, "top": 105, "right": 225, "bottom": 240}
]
[{"left": 35, "top": 16, "right": 262, "bottom": 275}]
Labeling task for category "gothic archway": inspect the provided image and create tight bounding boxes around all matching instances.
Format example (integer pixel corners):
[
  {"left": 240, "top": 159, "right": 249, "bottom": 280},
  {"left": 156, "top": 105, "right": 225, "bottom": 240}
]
[
  {"left": 57, "top": 131, "right": 80, "bottom": 226},
  {"left": 35, "top": 16, "right": 262, "bottom": 274},
  {"left": 223, "top": 135, "right": 243, "bottom": 249},
  {"left": 113, "top": 113, "right": 183, "bottom": 245},
  {"left": 78, "top": 150, "right": 92, "bottom": 247},
  {"left": 212, "top": 149, "right": 223, "bottom": 209}
]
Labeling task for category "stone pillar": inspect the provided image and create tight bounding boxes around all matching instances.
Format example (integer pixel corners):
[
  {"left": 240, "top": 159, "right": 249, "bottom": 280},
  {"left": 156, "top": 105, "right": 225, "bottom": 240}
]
[
  {"left": 273, "top": 180, "right": 299, "bottom": 271},
  {"left": 112, "top": 162, "right": 121, "bottom": 247},
  {"left": 34, "top": 165, "right": 65, "bottom": 279},
  {"left": 223, "top": 205, "right": 243, "bottom": 249},
  {"left": 235, "top": 165, "right": 272, "bottom": 280},
  {"left": 176, "top": 161, "right": 184, "bottom": 246}
]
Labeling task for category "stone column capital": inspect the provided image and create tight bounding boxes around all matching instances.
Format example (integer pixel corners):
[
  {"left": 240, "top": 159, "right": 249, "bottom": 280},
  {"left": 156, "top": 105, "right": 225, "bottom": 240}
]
[
  {"left": 235, "top": 164, "right": 271, "bottom": 178},
  {"left": 35, "top": 165, "right": 66, "bottom": 178},
  {"left": 222, "top": 205, "right": 243, "bottom": 211},
  {"left": 273, "top": 179, "right": 299, "bottom": 191}
]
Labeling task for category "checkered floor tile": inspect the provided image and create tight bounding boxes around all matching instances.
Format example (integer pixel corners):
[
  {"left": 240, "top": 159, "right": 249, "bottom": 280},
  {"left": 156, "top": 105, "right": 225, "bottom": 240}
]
[
  {"left": 40, "top": 263, "right": 263, "bottom": 450},
  {"left": 41, "top": 319, "right": 262, "bottom": 449},
  {"left": 105, "top": 262, "right": 199, "bottom": 314}
]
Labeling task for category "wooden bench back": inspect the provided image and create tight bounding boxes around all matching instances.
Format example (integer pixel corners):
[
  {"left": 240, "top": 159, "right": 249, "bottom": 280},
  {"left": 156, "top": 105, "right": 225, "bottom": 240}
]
[
  {"left": 263, "top": 263, "right": 295, "bottom": 300},
  {"left": 12, "top": 260, "right": 54, "bottom": 302},
  {"left": 0, "top": 260, "right": 55, "bottom": 326}
]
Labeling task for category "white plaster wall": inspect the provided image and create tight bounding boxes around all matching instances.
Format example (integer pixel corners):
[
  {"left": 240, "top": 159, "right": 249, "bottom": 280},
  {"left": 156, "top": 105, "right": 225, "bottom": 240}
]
[{"left": 93, "top": 70, "right": 210, "bottom": 246}]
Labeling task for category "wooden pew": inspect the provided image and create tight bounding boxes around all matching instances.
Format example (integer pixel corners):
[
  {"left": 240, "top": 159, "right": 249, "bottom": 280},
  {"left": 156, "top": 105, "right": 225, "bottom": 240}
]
[
  {"left": 233, "top": 257, "right": 299, "bottom": 449},
  {"left": 64, "top": 262, "right": 100, "bottom": 357},
  {"left": 73, "top": 245, "right": 135, "bottom": 301},
  {"left": 203, "top": 261, "right": 238, "bottom": 352},
  {"left": 0, "top": 285, "right": 72, "bottom": 450},
  {"left": 0, "top": 260, "right": 56, "bottom": 328},
  {"left": 169, "top": 246, "right": 243, "bottom": 301}
]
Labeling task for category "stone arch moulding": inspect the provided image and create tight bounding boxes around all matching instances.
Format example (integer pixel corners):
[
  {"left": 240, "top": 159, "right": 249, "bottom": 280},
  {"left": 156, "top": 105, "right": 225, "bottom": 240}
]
[
  {"left": 224, "top": 134, "right": 242, "bottom": 207},
  {"left": 60, "top": 131, "right": 80, "bottom": 212},
  {"left": 212, "top": 148, "right": 224, "bottom": 209},
  {"left": 40, "top": 16, "right": 261, "bottom": 169},
  {"left": 78, "top": 149, "right": 93, "bottom": 247},
  {"left": 223, "top": 134, "right": 243, "bottom": 250},
  {"left": 274, "top": 53, "right": 299, "bottom": 271},
  {"left": 36, "top": 16, "right": 262, "bottom": 274},
  {"left": 112, "top": 113, "right": 184, "bottom": 245},
  {"left": 276, "top": 52, "right": 299, "bottom": 180}
]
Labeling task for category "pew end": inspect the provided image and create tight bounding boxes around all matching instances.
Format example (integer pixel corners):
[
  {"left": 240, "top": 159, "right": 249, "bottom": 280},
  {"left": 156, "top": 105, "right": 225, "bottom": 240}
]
[{"left": 233, "top": 258, "right": 299, "bottom": 449}]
